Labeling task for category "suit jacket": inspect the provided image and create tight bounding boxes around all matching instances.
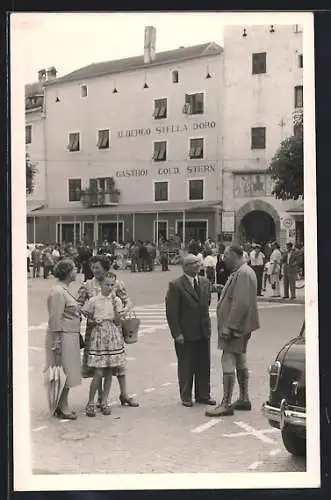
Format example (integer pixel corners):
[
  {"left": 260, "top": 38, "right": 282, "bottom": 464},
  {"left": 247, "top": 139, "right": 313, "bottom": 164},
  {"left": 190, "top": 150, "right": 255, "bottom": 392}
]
[
  {"left": 165, "top": 275, "right": 211, "bottom": 342},
  {"left": 217, "top": 263, "right": 260, "bottom": 347},
  {"left": 281, "top": 250, "right": 297, "bottom": 274}
]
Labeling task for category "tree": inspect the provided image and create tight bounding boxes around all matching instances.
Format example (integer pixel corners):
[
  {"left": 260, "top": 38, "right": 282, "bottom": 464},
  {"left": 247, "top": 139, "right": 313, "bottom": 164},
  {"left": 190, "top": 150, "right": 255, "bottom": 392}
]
[
  {"left": 26, "top": 153, "right": 37, "bottom": 194},
  {"left": 268, "top": 111, "right": 303, "bottom": 200}
]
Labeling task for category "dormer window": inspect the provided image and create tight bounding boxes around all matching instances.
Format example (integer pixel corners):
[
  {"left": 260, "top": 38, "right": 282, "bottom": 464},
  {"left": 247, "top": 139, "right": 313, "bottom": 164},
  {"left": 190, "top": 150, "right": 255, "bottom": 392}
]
[{"left": 81, "top": 85, "right": 88, "bottom": 98}]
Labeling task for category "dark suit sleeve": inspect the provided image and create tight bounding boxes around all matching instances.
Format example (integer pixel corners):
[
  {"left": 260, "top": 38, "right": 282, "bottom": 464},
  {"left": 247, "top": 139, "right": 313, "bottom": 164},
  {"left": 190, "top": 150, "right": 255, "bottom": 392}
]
[{"left": 165, "top": 281, "right": 183, "bottom": 340}]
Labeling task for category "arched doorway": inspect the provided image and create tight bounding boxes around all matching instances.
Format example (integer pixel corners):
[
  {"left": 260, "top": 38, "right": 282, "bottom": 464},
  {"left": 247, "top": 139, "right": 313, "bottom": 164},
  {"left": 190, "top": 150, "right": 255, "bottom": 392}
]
[
  {"left": 236, "top": 199, "right": 280, "bottom": 246},
  {"left": 239, "top": 210, "right": 275, "bottom": 245}
]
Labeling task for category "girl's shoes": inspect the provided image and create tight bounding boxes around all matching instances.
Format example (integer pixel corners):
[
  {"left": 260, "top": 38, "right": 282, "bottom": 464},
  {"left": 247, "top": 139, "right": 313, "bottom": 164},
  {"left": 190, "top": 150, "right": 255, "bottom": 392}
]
[
  {"left": 54, "top": 409, "right": 77, "bottom": 420},
  {"left": 119, "top": 394, "right": 139, "bottom": 407},
  {"left": 100, "top": 402, "right": 112, "bottom": 416},
  {"left": 85, "top": 403, "right": 96, "bottom": 417}
]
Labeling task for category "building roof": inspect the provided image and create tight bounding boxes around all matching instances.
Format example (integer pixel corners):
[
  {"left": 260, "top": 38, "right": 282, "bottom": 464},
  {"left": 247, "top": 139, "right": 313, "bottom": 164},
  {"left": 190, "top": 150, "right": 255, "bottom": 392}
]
[
  {"left": 46, "top": 42, "right": 223, "bottom": 85},
  {"left": 27, "top": 200, "right": 222, "bottom": 217}
]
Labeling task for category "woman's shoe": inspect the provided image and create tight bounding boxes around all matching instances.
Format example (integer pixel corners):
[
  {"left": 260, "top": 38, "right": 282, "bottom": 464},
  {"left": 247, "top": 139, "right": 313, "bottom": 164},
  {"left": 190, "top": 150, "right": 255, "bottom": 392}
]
[
  {"left": 119, "top": 394, "right": 139, "bottom": 407},
  {"left": 85, "top": 403, "right": 96, "bottom": 417},
  {"left": 54, "top": 409, "right": 77, "bottom": 420},
  {"left": 100, "top": 402, "right": 112, "bottom": 416}
]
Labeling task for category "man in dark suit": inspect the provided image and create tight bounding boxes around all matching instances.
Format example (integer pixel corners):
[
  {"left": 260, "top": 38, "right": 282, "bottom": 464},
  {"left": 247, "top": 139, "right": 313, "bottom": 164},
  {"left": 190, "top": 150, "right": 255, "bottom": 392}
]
[
  {"left": 281, "top": 242, "right": 298, "bottom": 300},
  {"left": 165, "top": 254, "right": 216, "bottom": 407}
]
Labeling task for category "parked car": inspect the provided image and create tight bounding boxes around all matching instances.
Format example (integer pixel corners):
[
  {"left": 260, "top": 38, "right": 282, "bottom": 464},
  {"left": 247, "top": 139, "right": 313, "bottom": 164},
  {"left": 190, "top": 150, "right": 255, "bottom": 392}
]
[{"left": 262, "top": 321, "right": 306, "bottom": 457}]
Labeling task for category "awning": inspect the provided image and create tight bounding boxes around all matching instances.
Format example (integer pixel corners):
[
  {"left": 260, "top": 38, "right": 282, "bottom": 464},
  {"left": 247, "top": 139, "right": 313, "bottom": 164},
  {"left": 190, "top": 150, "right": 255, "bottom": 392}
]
[{"left": 27, "top": 201, "right": 222, "bottom": 217}]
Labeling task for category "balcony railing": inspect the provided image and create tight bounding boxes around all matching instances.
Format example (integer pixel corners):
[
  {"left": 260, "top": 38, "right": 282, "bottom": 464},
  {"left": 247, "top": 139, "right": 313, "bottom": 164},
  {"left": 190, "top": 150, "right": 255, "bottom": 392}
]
[{"left": 81, "top": 189, "right": 120, "bottom": 208}]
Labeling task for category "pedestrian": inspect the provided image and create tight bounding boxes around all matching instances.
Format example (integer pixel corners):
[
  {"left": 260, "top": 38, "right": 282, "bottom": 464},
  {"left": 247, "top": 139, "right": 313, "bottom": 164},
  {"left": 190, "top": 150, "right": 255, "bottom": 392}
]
[
  {"left": 52, "top": 245, "right": 61, "bottom": 265},
  {"left": 137, "top": 241, "right": 146, "bottom": 272},
  {"left": 27, "top": 246, "right": 31, "bottom": 276},
  {"left": 269, "top": 241, "right": 282, "bottom": 298},
  {"left": 295, "top": 242, "right": 304, "bottom": 278},
  {"left": 249, "top": 244, "right": 265, "bottom": 296},
  {"left": 43, "top": 246, "right": 54, "bottom": 279},
  {"left": 242, "top": 245, "right": 249, "bottom": 264},
  {"left": 159, "top": 239, "right": 169, "bottom": 272},
  {"left": 203, "top": 249, "right": 217, "bottom": 285},
  {"left": 197, "top": 249, "right": 205, "bottom": 277},
  {"left": 206, "top": 245, "right": 260, "bottom": 417},
  {"left": 165, "top": 253, "right": 216, "bottom": 407},
  {"left": 187, "top": 239, "right": 200, "bottom": 256},
  {"left": 31, "top": 245, "right": 42, "bottom": 278},
  {"left": 83, "top": 273, "right": 127, "bottom": 417},
  {"left": 281, "top": 242, "right": 297, "bottom": 300},
  {"left": 77, "top": 255, "right": 139, "bottom": 408},
  {"left": 45, "top": 259, "right": 81, "bottom": 419},
  {"left": 80, "top": 245, "right": 93, "bottom": 281},
  {"left": 215, "top": 244, "right": 230, "bottom": 300},
  {"left": 262, "top": 260, "right": 272, "bottom": 292},
  {"left": 130, "top": 241, "right": 139, "bottom": 273},
  {"left": 146, "top": 241, "right": 155, "bottom": 272}
]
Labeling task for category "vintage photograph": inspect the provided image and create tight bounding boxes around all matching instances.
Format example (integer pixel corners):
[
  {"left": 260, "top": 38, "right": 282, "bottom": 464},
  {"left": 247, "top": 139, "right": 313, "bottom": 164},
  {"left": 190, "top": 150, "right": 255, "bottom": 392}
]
[{"left": 11, "top": 11, "right": 319, "bottom": 491}]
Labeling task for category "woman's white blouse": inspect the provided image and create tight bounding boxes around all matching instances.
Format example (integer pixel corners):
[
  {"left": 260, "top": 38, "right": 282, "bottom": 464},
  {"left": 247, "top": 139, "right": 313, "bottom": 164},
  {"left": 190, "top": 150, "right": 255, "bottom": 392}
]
[{"left": 84, "top": 294, "right": 123, "bottom": 321}]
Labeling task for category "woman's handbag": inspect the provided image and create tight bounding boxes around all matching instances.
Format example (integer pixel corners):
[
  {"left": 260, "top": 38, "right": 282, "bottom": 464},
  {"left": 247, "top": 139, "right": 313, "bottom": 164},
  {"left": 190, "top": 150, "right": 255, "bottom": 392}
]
[
  {"left": 111, "top": 294, "right": 140, "bottom": 344},
  {"left": 121, "top": 312, "right": 140, "bottom": 344}
]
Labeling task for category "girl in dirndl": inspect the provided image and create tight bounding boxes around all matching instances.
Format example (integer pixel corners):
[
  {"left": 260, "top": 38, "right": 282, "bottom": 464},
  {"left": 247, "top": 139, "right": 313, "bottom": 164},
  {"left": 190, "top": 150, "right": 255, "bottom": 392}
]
[{"left": 83, "top": 274, "right": 126, "bottom": 417}]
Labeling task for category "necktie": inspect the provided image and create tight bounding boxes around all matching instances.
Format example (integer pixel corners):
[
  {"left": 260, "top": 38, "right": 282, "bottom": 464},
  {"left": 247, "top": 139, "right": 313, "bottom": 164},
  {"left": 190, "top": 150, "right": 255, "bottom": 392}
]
[{"left": 194, "top": 277, "right": 200, "bottom": 296}]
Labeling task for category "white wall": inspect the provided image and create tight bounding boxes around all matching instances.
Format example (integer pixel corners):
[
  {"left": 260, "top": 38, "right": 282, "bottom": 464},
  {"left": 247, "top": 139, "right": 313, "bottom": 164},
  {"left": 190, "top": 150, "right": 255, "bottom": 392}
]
[
  {"left": 44, "top": 54, "right": 224, "bottom": 209},
  {"left": 26, "top": 110, "right": 46, "bottom": 205}
]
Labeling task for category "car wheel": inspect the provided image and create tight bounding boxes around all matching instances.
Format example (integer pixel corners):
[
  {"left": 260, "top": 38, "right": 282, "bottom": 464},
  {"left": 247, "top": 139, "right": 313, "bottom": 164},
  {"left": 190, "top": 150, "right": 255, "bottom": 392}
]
[{"left": 281, "top": 426, "right": 306, "bottom": 457}]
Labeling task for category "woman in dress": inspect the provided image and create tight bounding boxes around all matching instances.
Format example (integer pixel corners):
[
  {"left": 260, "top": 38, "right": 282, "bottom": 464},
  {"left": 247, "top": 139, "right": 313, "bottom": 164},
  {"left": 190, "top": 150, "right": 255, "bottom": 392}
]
[
  {"left": 269, "top": 241, "right": 282, "bottom": 297},
  {"left": 83, "top": 274, "right": 126, "bottom": 417},
  {"left": 45, "top": 259, "right": 81, "bottom": 419},
  {"left": 77, "top": 255, "right": 139, "bottom": 408}
]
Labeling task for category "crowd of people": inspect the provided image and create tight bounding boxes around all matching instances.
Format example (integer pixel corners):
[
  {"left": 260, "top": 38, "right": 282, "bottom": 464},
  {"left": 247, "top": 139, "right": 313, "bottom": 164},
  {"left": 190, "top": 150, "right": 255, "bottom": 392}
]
[
  {"left": 28, "top": 235, "right": 304, "bottom": 301},
  {"left": 27, "top": 236, "right": 184, "bottom": 281},
  {"left": 42, "top": 234, "right": 304, "bottom": 419}
]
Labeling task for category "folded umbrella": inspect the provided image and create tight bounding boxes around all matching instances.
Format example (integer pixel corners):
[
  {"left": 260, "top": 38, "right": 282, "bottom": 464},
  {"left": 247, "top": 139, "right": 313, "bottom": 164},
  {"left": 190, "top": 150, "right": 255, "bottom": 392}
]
[{"left": 44, "top": 344, "right": 67, "bottom": 415}]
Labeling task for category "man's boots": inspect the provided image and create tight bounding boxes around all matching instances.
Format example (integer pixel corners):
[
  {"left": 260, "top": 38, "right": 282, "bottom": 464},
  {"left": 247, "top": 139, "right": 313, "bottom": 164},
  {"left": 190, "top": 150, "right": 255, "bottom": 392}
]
[
  {"left": 232, "top": 368, "right": 252, "bottom": 411},
  {"left": 205, "top": 373, "right": 235, "bottom": 417}
]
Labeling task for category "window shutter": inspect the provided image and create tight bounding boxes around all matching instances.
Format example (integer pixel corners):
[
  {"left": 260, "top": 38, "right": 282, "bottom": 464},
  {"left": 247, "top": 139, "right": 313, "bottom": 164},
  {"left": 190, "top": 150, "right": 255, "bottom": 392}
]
[
  {"left": 72, "top": 133, "right": 79, "bottom": 151},
  {"left": 195, "top": 146, "right": 202, "bottom": 158}
]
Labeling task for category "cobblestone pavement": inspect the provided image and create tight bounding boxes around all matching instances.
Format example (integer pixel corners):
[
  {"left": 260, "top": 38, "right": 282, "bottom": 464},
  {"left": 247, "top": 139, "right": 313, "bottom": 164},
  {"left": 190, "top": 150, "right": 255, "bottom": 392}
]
[{"left": 27, "top": 267, "right": 306, "bottom": 475}]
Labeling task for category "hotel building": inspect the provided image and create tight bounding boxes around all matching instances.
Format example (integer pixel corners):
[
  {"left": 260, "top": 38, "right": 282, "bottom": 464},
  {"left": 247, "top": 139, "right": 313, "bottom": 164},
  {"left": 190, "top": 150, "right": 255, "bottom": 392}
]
[
  {"left": 27, "top": 27, "right": 224, "bottom": 246},
  {"left": 27, "top": 24, "right": 304, "bottom": 248}
]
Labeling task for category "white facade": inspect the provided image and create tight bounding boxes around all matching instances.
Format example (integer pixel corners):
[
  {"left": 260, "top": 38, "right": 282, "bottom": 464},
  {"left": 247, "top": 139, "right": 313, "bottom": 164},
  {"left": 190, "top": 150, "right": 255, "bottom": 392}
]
[
  {"left": 44, "top": 52, "right": 223, "bottom": 210},
  {"left": 222, "top": 24, "right": 303, "bottom": 246},
  {"left": 27, "top": 41, "right": 224, "bottom": 245},
  {"left": 27, "top": 25, "right": 305, "bottom": 247},
  {"left": 25, "top": 103, "right": 46, "bottom": 211}
]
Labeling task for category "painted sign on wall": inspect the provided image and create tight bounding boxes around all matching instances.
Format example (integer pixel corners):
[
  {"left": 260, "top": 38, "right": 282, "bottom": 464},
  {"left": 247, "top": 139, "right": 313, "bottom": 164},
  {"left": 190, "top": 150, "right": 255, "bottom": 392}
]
[
  {"left": 115, "top": 164, "right": 217, "bottom": 178},
  {"left": 221, "top": 211, "right": 235, "bottom": 232},
  {"left": 117, "top": 121, "right": 216, "bottom": 139}
]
